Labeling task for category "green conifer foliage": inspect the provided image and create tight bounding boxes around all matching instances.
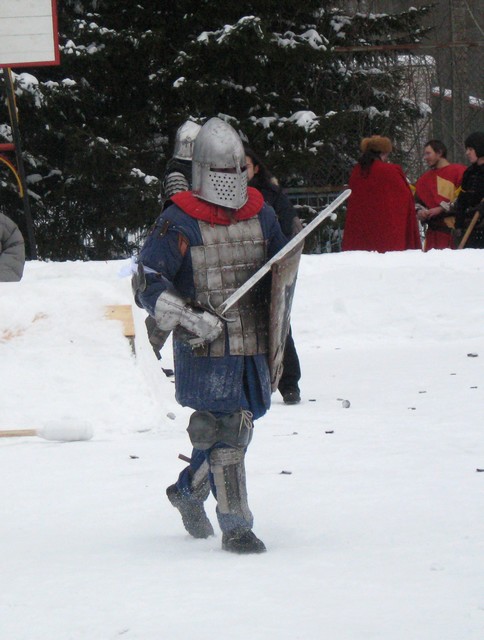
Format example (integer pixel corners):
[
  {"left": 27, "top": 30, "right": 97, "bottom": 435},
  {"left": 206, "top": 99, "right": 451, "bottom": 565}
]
[{"left": 0, "top": 1, "right": 430, "bottom": 259}]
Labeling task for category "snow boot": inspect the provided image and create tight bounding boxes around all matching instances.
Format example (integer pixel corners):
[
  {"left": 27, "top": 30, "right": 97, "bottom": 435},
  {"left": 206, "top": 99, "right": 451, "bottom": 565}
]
[
  {"left": 222, "top": 528, "right": 266, "bottom": 554},
  {"left": 166, "top": 484, "right": 214, "bottom": 539},
  {"left": 282, "top": 388, "right": 301, "bottom": 405}
]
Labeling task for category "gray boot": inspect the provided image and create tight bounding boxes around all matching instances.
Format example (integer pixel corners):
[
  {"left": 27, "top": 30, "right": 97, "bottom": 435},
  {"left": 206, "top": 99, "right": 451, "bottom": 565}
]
[
  {"left": 166, "top": 458, "right": 214, "bottom": 539},
  {"left": 166, "top": 484, "right": 214, "bottom": 539},
  {"left": 222, "top": 529, "right": 266, "bottom": 554}
]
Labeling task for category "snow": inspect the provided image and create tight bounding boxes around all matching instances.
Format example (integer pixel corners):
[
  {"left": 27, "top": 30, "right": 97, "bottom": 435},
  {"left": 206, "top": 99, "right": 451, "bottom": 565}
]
[
  {"left": 197, "top": 16, "right": 261, "bottom": 45},
  {"left": 288, "top": 110, "right": 319, "bottom": 131},
  {"left": 1, "top": 249, "right": 483, "bottom": 639},
  {"left": 431, "top": 87, "right": 484, "bottom": 109},
  {"left": 300, "top": 29, "right": 328, "bottom": 50}
]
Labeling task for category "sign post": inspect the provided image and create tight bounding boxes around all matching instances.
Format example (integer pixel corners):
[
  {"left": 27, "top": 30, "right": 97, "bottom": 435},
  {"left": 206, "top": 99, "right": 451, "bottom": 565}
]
[
  {"left": 0, "top": 1, "right": 60, "bottom": 258},
  {"left": 0, "top": 1, "right": 60, "bottom": 68}
]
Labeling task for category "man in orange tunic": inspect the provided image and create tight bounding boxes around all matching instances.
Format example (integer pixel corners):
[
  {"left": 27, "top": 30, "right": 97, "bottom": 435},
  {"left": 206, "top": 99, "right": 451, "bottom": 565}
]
[
  {"left": 415, "top": 140, "right": 466, "bottom": 251},
  {"left": 342, "top": 136, "right": 421, "bottom": 253}
]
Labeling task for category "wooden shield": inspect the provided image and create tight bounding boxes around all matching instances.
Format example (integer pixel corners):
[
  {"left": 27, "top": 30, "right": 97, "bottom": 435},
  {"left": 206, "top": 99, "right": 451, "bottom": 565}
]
[{"left": 268, "top": 242, "right": 304, "bottom": 392}]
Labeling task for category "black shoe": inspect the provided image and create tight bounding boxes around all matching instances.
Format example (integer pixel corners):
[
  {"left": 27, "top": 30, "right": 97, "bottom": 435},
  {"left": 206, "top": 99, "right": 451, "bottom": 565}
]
[
  {"left": 166, "top": 484, "right": 214, "bottom": 539},
  {"left": 222, "top": 529, "right": 266, "bottom": 554},
  {"left": 282, "top": 389, "right": 301, "bottom": 405}
]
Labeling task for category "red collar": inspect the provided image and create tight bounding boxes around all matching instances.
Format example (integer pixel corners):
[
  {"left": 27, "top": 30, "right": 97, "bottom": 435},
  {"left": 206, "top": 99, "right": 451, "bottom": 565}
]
[{"left": 171, "top": 187, "right": 264, "bottom": 225}]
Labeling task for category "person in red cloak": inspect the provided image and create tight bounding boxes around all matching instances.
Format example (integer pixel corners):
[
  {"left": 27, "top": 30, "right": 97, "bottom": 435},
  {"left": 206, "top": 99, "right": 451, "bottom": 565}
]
[
  {"left": 414, "top": 140, "right": 466, "bottom": 251},
  {"left": 342, "top": 136, "right": 422, "bottom": 252}
]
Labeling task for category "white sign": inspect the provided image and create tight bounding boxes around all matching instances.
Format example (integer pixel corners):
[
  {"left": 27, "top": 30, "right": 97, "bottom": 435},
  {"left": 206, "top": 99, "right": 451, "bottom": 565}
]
[{"left": 0, "top": 0, "right": 59, "bottom": 67}]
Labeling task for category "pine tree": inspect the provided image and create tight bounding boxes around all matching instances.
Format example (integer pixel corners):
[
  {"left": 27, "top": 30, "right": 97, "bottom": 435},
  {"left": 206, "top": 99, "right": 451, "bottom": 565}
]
[
  {"left": 0, "top": 1, "right": 430, "bottom": 259},
  {"left": 167, "top": 2, "right": 431, "bottom": 184},
  {"left": 2, "top": 1, "right": 169, "bottom": 259}
]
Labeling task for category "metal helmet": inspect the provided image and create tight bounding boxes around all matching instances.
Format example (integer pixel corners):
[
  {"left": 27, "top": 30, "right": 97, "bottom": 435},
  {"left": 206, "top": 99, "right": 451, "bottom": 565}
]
[
  {"left": 192, "top": 117, "right": 248, "bottom": 209},
  {"left": 173, "top": 120, "right": 202, "bottom": 160}
]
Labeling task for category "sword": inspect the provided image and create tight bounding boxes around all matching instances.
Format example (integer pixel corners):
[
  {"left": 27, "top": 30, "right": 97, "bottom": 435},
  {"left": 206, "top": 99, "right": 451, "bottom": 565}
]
[
  {"left": 215, "top": 188, "right": 351, "bottom": 316},
  {"left": 458, "top": 210, "right": 480, "bottom": 249}
]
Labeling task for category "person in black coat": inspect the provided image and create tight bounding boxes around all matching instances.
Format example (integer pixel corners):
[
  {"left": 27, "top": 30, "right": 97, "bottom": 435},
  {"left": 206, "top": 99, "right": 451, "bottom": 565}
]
[
  {"left": 453, "top": 131, "right": 484, "bottom": 248},
  {"left": 244, "top": 146, "right": 303, "bottom": 404}
]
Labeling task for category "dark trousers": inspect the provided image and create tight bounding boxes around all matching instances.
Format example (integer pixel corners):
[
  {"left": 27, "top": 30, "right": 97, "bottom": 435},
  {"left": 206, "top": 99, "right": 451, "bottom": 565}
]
[{"left": 277, "top": 328, "right": 301, "bottom": 394}]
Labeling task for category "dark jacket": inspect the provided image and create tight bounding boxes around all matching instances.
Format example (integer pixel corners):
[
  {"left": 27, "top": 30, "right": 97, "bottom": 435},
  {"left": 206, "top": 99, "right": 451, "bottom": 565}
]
[
  {"left": 454, "top": 162, "right": 484, "bottom": 248},
  {"left": 249, "top": 178, "right": 299, "bottom": 239},
  {"left": 0, "top": 213, "right": 25, "bottom": 282}
]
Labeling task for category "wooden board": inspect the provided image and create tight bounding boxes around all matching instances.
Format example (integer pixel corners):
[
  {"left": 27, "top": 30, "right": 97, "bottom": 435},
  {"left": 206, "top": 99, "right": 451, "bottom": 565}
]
[{"left": 104, "top": 305, "right": 135, "bottom": 337}]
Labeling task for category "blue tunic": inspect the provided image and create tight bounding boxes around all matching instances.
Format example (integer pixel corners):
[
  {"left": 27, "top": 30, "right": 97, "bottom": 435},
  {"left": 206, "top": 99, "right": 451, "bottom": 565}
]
[{"left": 138, "top": 201, "right": 287, "bottom": 419}]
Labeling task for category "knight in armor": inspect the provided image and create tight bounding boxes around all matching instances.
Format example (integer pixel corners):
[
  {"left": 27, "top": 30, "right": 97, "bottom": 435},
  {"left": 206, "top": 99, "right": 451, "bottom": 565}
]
[
  {"left": 162, "top": 120, "right": 201, "bottom": 203},
  {"left": 135, "top": 117, "right": 287, "bottom": 553},
  {"left": 139, "top": 120, "right": 202, "bottom": 361}
]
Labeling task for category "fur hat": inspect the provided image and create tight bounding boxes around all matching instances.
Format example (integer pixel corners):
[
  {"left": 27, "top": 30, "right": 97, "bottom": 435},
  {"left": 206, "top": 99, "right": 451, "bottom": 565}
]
[
  {"left": 464, "top": 131, "right": 484, "bottom": 158},
  {"left": 360, "top": 135, "right": 392, "bottom": 154}
]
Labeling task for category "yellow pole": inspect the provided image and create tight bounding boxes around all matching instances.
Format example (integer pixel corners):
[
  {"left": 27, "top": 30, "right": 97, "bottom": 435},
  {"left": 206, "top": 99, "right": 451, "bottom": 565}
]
[{"left": 2, "top": 68, "right": 38, "bottom": 258}]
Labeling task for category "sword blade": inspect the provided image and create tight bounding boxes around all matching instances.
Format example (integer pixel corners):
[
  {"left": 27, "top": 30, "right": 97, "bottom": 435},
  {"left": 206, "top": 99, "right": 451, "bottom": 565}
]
[{"left": 216, "top": 188, "right": 351, "bottom": 316}]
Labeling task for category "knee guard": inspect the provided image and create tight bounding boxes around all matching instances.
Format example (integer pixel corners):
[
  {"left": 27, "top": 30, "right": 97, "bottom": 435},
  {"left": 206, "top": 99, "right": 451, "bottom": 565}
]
[
  {"left": 187, "top": 411, "right": 218, "bottom": 450},
  {"left": 217, "top": 411, "right": 253, "bottom": 448},
  {"left": 187, "top": 410, "right": 253, "bottom": 450}
]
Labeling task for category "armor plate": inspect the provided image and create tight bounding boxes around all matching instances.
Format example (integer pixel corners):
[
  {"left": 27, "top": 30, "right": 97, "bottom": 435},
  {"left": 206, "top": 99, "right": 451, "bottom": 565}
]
[{"left": 191, "top": 218, "right": 268, "bottom": 357}]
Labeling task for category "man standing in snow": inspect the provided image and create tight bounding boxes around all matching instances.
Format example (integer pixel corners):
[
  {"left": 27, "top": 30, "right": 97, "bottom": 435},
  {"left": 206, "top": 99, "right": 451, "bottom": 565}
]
[
  {"left": 136, "top": 117, "right": 287, "bottom": 554},
  {"left": 453, "top": 131, "right": 484, "bottom": 249},
  {"left": 414, "top": 139, "right": 466, "bottom": 251},
  {"left": 244, "top": 145, "right": 303, "bottom": 405}
]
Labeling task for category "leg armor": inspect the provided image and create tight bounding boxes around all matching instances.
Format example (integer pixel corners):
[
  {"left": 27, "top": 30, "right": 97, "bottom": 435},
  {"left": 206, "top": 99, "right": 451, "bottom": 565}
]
[
  {"left": 187, "top": 410, "right": 253, "bottom": 450},
  {"left": 210, "top": 446, "right": 254, "bottom": 532},
  {"left": 186, "top": 409, "right": 255, "bottom": 533},
  {"left": 189, "top": 456, "right": 211, "bottom": 502}
]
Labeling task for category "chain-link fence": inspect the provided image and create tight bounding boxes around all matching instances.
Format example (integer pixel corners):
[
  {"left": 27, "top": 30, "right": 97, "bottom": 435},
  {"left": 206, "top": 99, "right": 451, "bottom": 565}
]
[
  {"left": 399, "top": 0, "right": 484, "bottom": 181},
  {"left": 290, "top": 0, "right": 483, "bottom": 253},
  {"left": 347, "top": 0, "right": 483, "bottom": 180},
  {"left": 286, "top": 187, "right": 345, "bottom": 253}
]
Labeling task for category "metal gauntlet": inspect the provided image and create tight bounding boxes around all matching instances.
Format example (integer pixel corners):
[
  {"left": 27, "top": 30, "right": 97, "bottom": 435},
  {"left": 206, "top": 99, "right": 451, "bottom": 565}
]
[{"left": 154, "top": 289, "right": 223, "bottom": 343}]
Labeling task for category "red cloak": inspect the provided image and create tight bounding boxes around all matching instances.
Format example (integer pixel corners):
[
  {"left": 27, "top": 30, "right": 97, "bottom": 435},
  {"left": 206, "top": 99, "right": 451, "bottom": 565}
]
[{"left": 342, "top": 160, "right": 421, "bottom": 252}]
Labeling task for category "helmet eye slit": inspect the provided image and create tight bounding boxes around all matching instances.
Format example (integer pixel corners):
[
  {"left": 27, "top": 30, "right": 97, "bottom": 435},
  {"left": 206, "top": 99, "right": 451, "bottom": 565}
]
[{"left": 191, "top": 118, "right": 249, "bottom": 209}]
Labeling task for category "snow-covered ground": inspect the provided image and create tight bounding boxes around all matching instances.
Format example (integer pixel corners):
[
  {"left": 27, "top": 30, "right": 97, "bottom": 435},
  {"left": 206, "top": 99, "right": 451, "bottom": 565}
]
[{"left": 1, "top": 249, "right": 483, "bottom": 640}]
